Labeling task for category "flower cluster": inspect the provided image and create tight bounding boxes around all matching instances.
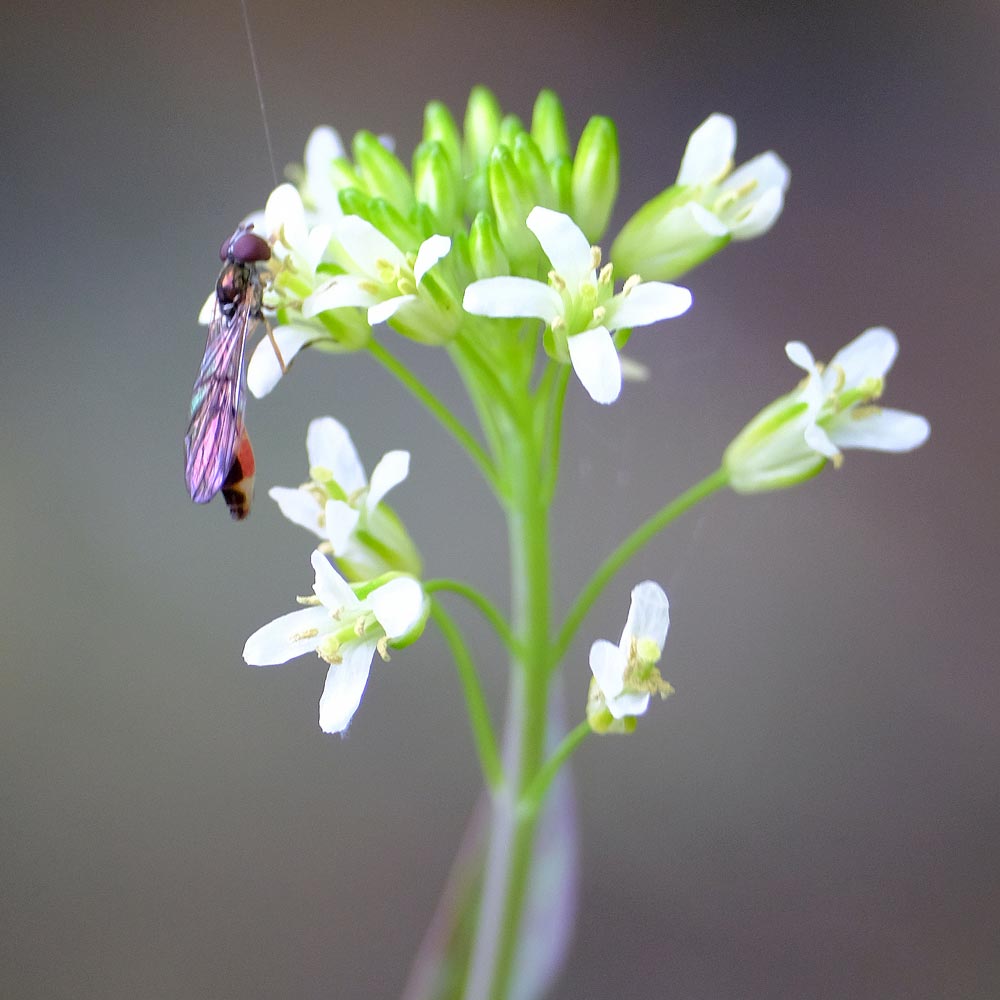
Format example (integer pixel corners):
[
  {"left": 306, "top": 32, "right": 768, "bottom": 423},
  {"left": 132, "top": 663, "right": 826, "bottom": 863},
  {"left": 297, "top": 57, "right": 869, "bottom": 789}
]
[{"left": 204, "top": 88, "right": 793, "bottom": 407}]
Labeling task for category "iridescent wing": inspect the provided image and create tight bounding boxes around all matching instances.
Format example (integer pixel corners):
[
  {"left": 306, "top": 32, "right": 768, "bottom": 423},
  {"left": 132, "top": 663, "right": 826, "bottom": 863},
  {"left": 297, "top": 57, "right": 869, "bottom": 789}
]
[{"left": 184, "top": 292, "right": 256, "bottom": 503}]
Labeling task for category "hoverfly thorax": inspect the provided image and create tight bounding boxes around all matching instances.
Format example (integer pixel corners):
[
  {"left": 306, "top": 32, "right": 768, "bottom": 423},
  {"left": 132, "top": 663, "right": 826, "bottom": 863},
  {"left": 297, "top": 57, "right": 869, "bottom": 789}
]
[{"left": 184, "top": 224, "right": 274, "bottom": 520}]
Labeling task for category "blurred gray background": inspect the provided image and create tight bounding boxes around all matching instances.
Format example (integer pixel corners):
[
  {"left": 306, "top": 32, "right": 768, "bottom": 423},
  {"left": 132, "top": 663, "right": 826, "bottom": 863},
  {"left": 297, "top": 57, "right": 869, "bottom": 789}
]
[{"left": 3, "top": 0, "right": 998, "bottom": 997}]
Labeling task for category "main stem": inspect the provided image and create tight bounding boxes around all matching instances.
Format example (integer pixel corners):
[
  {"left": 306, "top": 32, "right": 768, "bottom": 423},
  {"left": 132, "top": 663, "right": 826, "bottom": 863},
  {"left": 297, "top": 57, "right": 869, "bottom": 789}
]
[{"left": 465, "top": 427, "right": 551, "bottom": 1000}]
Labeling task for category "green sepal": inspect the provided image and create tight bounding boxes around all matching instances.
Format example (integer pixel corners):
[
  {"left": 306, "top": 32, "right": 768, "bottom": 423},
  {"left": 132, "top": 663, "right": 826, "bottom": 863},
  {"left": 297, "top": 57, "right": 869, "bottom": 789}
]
[
  {"left": 610, "top": 183, "right": 730, "bottom": 281},
  {"left": 548, "top": 155, "right": 573, "bottom": 214},
  {"left": 414, "top": 140, "right": 460, "bottom": 233},
  {"left": 513, "top": 133, "right": 555, "bottom": 209},
  {"left": 368, "top": 198, "right": 421, "bottom": 253},
  {"left": 469, "top": 211, "right": 510, "bottom": 279},
  {"left": 338, "top": 187, "right": 372, "bottom": 220},
  {"left": 488, "top": 146, "right": 540, "bottom": 271}
]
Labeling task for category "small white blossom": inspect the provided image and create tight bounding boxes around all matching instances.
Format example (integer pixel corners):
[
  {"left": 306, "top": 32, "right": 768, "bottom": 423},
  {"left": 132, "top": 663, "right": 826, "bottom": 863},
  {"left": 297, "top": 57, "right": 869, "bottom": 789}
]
[
  {"left": 588, "top": 581, "right": 673, "bottom": 731},
  {"left": 724, "top": 327, "right": 930, "bottom": 493},
  {"left": 243, "top": 551, "right": 426, "bottom": 735},
  {"left": 676, "top": 113, "right": 790, "bottom": 241},
  {"left": 303, "top": 217, "right": 452, "bottom": 332},
  {"left": 463, "top": 207, "right": 692, "bottom": 404},
  {"left": 269, "top": 416, "right": 418, "bottom": 580}
]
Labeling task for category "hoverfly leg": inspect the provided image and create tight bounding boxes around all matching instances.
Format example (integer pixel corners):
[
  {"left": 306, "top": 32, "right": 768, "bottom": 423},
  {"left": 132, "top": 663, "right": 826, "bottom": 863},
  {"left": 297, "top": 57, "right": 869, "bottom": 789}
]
[{"left": 265, "top": 318, "right": 287, "bottom": 374}]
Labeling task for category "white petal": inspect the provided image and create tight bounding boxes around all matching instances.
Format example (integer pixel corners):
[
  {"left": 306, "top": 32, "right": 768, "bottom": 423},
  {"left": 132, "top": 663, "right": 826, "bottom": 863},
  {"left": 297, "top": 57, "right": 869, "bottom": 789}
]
[
  {"left": 463, "top": 277, "right": 563, "bottom": 323},
  {"left": 605, "top": 282, "right": 692, "bottom": 330},
  {"left": 722, "top": 151, "right": 791, "bottom": 199},
  {"left": 526, "top": 207, "right": 593, "bottom": 288},
  {"left": 567, "top": 326, "right": 622, "bottom": 405},
  {"left": 677, "top": 113, "right": 736, "bottom": 186},
  {"left": 829, "top": 327, "right": 899, "bottom": 385},
  {"left": 305, "top": 125, "right": 346, "bottom": 176},
  {"left": 414, "top": 235, "right": 452, "bottom": 284},
  {"left": 318, "top": 642, "right": 375, "bottom": 734},
  {"left": 622, "top": 581, "right": 671, "bottom": 650},
  {"left": 366, "top": 450, "right": 409, "bottom": 511},
  {"left": 804, "top": 421, "right": 840, "bottom": 459},
  {"left": 268, "top": 487, "right": 324, "bottom": 539},
  {"left": 827, "top": 408, "right": 930, "bottom": 452},
  {"left": 306, "top": 416, "right": 366, "bottom": 490},
  {"left": 331, "top": 214, "right": 405, "bottom": 276},
  {"left": 325, "top": 499, "right": 361, "bottom": 555},
  {"left": 243, "top": 606, "right": 331, "bottom": 665},
  {"left": 608, "top": 689, "right": 652, "bottom": 720},
  {"left": 727, "top": 186, "right": 785, "bottom": 240},
  {"left": 368, "top": 294, "right": 415, "bottom": 326},
  {"left": 785, "top": 341, "right": 817, "bottom": 374},
  {"left": 370, "top": 577, "right": 424, "bottom": 638},
  {"left": 311, "top": 549, "right": 357, "bottom": 611},
  {"left": 589, "top": 639, "right": 626, "bottom": 700},
  {"left": 265, "top": 183, "right": 307, "bottom": 248},
  {"left": 247, "top": 325, "right": 316, "bottom": 399},
  {"left": 302, "top": 224, "right": 333, "bottom": 273},
  {"left": 303, "top": 275, "right": 379, "bottom": 317},
  {"left": 197, "top": 291, "right": 217, "bottom": 325}
]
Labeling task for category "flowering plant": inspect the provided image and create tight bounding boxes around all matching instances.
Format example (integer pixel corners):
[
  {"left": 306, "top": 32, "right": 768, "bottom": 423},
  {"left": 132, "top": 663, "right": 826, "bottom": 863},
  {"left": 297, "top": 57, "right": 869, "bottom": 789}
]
[{"left": 195, "top": 88, "right": 928, "bottom": 999}]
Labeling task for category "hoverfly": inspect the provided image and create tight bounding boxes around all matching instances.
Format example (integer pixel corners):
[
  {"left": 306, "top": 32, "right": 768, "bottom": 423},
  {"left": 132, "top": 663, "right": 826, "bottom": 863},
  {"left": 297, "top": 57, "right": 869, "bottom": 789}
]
[{"left": 184, "top": 224, "right": 280, "bottom": 520}]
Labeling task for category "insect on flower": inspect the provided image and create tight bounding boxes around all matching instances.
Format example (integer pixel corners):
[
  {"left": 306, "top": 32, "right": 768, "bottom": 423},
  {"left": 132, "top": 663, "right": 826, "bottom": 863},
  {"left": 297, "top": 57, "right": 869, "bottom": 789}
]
[{"left": 184, "top": 224, "right": 283, "bottom": 520}]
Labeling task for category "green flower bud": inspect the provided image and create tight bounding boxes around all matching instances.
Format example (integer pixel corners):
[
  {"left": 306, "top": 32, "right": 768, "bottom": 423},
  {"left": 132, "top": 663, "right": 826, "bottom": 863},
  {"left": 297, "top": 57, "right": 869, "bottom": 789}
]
[
  {"left": 422, "top": 100, "right": 462, "bottom": 175},
  {"left": 339, "top": 506, "right": 424, "bottom": 583},
  {"left": 413, "top": 140, "right": 460, "bottom": 232},
  {"left": 464, "top": 86, "right": 502, "bottom": 171},
  {"left": 513, "top": 133, "right": 555, "bottom": 208},
  {"left": 498, "top": 113, "right": 526, "bottom": 149},
  {"left": 469, "top": 211, "right": 510, "bottom": 279},
  {"left": 610, "top": 184, "right": 730, "bottom": 281},
  {"left": 353, "top": 130, "right": 415, "bottom": 215},
  {"left": 571, "top": 116, "right": 619, "bottom": 242},
  {"left": 488, "top": 146, "right": 540, "bottom": 270},
  {"left": 530, "top": 89, "right": 570, "bottom": 161}
]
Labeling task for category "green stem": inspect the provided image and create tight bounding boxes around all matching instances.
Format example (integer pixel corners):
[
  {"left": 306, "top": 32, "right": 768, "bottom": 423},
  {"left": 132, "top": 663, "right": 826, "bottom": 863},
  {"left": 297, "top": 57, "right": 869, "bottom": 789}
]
[
  {"left": 367, "top": 340, "right": 500, "bottom": 493},
  {"left": 551, "top": 467, "right": 729, "bottom": 669},
  {"left": 540, "top": 364, "right": 571, "bottom": 505},
  {"left": 429, "top": 600, "right": 503, "bottom": 791},
  {"left": 466, "top": 423, "right": 552, "bottom": 1000},
  {"left": 519, "top": 719, "right": 590, "bottom": 820},
  {"left": 424, "top": 578, "right": 517, "bottom": 654}
]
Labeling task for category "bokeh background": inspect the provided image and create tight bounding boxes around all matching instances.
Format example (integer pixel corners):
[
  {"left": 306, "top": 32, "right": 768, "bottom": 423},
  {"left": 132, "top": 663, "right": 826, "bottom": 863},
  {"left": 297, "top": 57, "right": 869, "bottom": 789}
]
[{"left": 3, "top": 0, "right": 998, "bottom": 997}]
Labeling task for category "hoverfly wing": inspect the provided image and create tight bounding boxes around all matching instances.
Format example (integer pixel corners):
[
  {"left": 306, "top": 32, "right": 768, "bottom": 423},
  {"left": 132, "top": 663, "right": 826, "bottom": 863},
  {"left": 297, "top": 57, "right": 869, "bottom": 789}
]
[{"left": 184, "top": 292, "right": 255, "bottom": 504}]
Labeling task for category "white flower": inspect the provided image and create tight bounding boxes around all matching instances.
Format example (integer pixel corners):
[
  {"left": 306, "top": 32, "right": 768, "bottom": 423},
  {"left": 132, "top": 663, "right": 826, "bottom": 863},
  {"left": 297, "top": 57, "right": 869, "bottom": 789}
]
[
  {"left": 269, "top": 416, "right": 419, "bottom": 580},
  {"left": 588, "top": 581, "right": 673, "bottom": 730},
  {"left": 463, "top": 207, "right": 692, "bottom": 404},
  {"left": 244, "top": 185, "right": 376, "bottom": 398},
  {"left": 243, "top": 551, "right": 425, "bottom": 734},
  {"left": 302, "top": 217, "right": 452, "bottom": 332},
  {"left": 724, "top": 327, "right": 930, "bottom": 493},
  {"left": 676, "top": 113, "right": 790, "bottom": 241}
]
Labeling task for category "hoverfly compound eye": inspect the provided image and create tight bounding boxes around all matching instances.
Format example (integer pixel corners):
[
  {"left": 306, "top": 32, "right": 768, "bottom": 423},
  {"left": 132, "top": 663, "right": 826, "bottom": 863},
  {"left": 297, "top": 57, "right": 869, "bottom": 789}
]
[{"left": 229, "top": 230, "right": 272, "bottom": 264}]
